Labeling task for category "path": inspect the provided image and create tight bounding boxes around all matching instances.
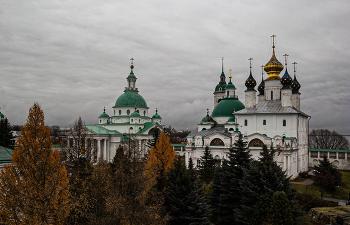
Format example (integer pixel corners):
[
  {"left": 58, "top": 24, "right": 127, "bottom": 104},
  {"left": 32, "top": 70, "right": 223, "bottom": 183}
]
[{"left": 291, "top": 179, "right": 347, "bottom": 206}]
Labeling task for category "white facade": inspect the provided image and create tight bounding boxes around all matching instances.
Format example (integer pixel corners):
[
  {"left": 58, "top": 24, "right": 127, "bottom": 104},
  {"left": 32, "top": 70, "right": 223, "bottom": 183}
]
[
  {"left": 79, "top": 64, "right": 164, "bottom": 162},
  {"left": 186, "top": 43, "right": 309, "bottom": 179}
]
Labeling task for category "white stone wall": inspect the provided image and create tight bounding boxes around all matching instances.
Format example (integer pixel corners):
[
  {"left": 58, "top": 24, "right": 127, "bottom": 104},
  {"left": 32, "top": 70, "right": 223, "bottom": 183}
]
[
  {"left": 281, "top": 89, "right": 292, "bottom": 107},
  {"left": 212, "top": 116, "right": 230, "bottom": 125},
  {"left": 292, "top": 93, "right": 301, "bottom": 110},
  {"left": 264, "top": 80, "right": 282, "bottom": 100},
  {"left": 112, "top": 106, "right": 148, "bottom": 117},
  {"left": 245, "top": 90, "right": 257, "bottom": 108},
  {"left": 214, "top": 92, "right": 225, "bottom": 108},
  {"left": 258, "top": 95, "right": 265, "bottom": 103}
]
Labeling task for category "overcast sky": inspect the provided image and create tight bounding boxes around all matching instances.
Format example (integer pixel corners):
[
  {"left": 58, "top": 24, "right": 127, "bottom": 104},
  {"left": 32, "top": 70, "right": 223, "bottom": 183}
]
[{"left": 1, "top": 0, "right": 349, "bottom": 136}]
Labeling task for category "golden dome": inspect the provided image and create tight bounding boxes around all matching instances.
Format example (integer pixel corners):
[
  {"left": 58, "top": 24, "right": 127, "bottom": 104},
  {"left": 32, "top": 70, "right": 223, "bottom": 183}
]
[{"left": 264, "top": 35, "right": 284, "bottom": 80}]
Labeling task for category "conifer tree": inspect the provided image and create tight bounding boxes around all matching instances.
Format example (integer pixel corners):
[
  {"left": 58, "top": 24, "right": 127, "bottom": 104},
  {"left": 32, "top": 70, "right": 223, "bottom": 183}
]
[
  {"left": 210, "top": 133, "right": 251, "bottom": 225},
  {"left": 0, "top": 103, "right": 70, "bottom": 224},
  {"left": 267, "top": 191, "right": 293, "bottom": 225},
  {"left": 0, "top": 118, "right": 14, "bottom": 149},
  {"left": 236, "top": 145, "right": 297, "bottom": 225},
  {"left": 165, "top": 156, "right": 212, "bottom": 225},
  {"left": 198, "top": 146, "right": 215, "bottom": 184},
  {"left": 313, "top": 155, "right": 342, "bottom": 192},
  {"left": 145, "top": 132, "right": 176, "bottom": 191}
]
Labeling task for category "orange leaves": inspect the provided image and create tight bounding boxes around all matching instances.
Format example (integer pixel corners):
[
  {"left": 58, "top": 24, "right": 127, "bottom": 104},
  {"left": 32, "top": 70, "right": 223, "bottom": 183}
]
[
  {"left": 0, "top": 103, "right": 70, "bottom": 224},
  {"left": 145, "top": 132, "right": 176, "bottom": 188}
]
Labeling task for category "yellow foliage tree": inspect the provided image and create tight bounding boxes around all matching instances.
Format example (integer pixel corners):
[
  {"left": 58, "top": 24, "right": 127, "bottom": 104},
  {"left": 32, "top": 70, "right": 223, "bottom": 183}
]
[
  {"left": 146, "top": 132, "right": 176, "bottom": 191},
  {"left": 0, "top": 103, "right": 70, "bottom": 224}
]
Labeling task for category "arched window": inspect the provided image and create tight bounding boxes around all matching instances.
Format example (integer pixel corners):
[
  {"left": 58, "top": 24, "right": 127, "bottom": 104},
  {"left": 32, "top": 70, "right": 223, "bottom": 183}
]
[
  {"left": 137, "top": 110, "right": 139, "bottom": 113},
  {"left": 127, "top": 109, "right": 130, "bottom": 115},
  {"left": 131, "top": 119, "right": 133, "bottom": 123},
  {"left": 214, "top": 155, "right": 221, "bottom": 167},
  {"left": 202, "top": 128, "right": 206, "bottom": 131},
  {"left": 210, "top": 138, "right": 224, "bottom": 146},
  {"left": 248, "top": 139, "right": 264, "bottom": 147},
  {"left": 283, "top": 119, "right": 286, "bottom": 126},
  {"left": 114, "top": 110, "right": 116, "bottom": 115},
  {"left": 263, "top": 120, "right": 266, "bottom": 125},
  {"left": 229, "top": 128, "right": 234, "bottom": 131},
  {"left": 244, "top": 119, "right": 248, "bottom": 126},
  {"left": 139, "top": 127, "right": 142, "bottom": 130},
  {"left": 119, "top": 110, "right": 122, "bottom": 115},
  {"left": 271, "top": 91, "right": 273, "bottom": 100},
  {"left": 144, "top": 110, "right": 146, "bottom": 116},
  {"left": 130, "top": 127, "right": 133, "bottom": 130},
  {"left": 99, "top": 119, "right": 102, "bottom": 123}
]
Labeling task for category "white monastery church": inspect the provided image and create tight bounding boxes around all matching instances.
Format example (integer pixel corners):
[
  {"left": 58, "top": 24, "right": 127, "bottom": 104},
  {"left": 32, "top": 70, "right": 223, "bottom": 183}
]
[
  {"left": 84, "top": 59, "right": 164, "bottom": 162},
  {"left": 186, "top": 37, "right": 310, "bottom": 178}
]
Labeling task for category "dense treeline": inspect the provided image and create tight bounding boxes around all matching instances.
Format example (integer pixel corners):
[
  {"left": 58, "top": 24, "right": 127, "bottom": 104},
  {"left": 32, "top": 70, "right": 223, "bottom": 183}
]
[{"left": 0, "top": 103, "right": 313, "bottom": 224}]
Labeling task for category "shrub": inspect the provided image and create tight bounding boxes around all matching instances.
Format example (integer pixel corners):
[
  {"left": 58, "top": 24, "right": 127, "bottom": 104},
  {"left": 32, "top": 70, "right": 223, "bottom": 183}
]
[{"left": 295, "top": 193, "right": 338, "bottom": 212}]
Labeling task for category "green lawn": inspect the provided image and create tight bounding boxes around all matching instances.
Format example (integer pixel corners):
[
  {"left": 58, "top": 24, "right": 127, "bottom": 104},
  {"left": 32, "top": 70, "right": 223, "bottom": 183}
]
[{"left": 292, "top": 170, "right": 350, "bottom": 200}]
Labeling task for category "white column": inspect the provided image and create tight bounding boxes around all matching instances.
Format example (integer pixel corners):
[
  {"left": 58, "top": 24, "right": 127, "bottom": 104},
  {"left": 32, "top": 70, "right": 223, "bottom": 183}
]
[
  {"left": 283, "top": 155, "right": 286, "bottom": 171},
  {"left": 97, "top": 139, "right": 101, "bottom": 160},
  {"left": 288, "top": 156, "right": 291, "bottom": 176},
  {"left": 104, "top": 140, "right": 106, "bottom": 159}
]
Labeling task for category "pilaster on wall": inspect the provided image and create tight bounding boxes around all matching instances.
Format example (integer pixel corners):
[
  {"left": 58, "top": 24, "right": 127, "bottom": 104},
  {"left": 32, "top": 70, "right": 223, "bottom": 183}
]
[{"left": 292, "top": 93, "right": 301, "bottom": 110}]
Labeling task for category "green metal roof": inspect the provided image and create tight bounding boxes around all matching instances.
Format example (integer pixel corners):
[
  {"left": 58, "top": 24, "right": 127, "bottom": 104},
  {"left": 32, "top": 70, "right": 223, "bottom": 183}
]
[
  {"left": 227, "top": 115, "right": 235, "bottom": 122},
  {"left": 85, "top": 126, "right": 121, "bottom": 135},
  {"left": 309, "top": 148, "right": 350, "bottom": 153},
  {"left": 127, "top": 70, "right": 136, "bottom": 78},
  {"left": 226, "top": 78, "right": 236, "bottom": 89},
  {"left": 0, "top": 112, "right": 4, "bottom": 119},
  {"left": 99, "top": 112, "right": 109, "bottom": 118},
  {"left": 136, "top": 122, "right": 157, "bottom": 134},
  {"left": 212, "top": 97, "right": 245, "bottom": 117},
  {"left": 130, "top": 111, "right": 141, "bottom": 117},
  {"left": 215, "top": 83, "right": 226, "bottom": 92},
  {"left": 0, "top": 146, "right": 13, "bottom": 163},
  {"left": 152, "top": 112, "right": 161, "bottom": 119},
  {"left": 115, "top": 92, "right": 147, "bottom": 108},
  {"left": 171, "top": 144, "right": 187, "bottom": 147}
]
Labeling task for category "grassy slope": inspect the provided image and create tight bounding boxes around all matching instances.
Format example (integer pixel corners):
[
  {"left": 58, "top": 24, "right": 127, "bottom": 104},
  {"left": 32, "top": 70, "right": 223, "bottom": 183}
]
[{"left": 292, "top": 170, "right": 350, "bottom": 200}]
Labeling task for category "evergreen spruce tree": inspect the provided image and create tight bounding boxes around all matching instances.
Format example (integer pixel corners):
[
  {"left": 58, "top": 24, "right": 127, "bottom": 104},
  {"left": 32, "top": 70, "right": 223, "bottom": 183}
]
[
  {"left": 210, "top": 133, "right": 251, "bottom": 225},
  {"left": 165, "top": 156, "right": 212, "bottom": 225},
  {"left": 267, "top": 191, "right": 293, "bottom": 225},
  {"left": 0, "top": 118, "right": 14, "bottom": 149},
  {"left": 313, "top": 155, "right": 342, "bottom": 192},
  {"left": 236, "top": 145, "right": 298, "bottom": 225},
  {"left": 198, "top": 146, "right": 215, "bottom": 184}
]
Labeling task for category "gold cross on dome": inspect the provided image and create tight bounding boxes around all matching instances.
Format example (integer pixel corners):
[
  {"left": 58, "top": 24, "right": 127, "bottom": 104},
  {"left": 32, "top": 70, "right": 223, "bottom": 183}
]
[
  {"left": 156, "top": 108, "right": 158, "bottom": 114},
  {"left": 271, "top": 34, "right": 276, "bottom": 48},
  {"left": 248, "top": 58, "right": 253, "bottom": 69},
  {"left": 134, "top": 105, "right": 137, "bottom": 111},
  {"left": 103, "top": 106, "right": 105, "bottom": 112},
  {"left": 260, "top": 65, "right": 264, "bottom": 79},
  {"left": 130, "top": 58, "right": 134, "bottom": 65},
  {"left": 207, "top": 108, "right": 209, "bottom": 114},
  {"left": 283, "top": 54, "right": 289, "bottom": 66},
  {"left": 229, "top": 69, "right": 232, "bottom": 78}
]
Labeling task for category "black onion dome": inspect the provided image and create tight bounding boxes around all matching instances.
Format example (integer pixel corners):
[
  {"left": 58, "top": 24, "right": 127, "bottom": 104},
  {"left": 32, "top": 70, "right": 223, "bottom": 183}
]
[
  {"left": 292, "top": 75, "right": 301, "bottom": 93},
  {"left": 245, "top": 71, "right": 257, "bottom": 90},
  {"left": 281, "top": 68, "right": 293, "bottom": 89},
  {"left": 258, "top": 79, "right": 265, "bottom": 95}
]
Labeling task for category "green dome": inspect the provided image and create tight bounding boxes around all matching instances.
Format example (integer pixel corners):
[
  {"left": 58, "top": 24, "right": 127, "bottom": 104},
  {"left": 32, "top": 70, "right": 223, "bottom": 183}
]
[
  {"left": 215, "top": 83, "right": 226, "bottom": 92},
  {"left": 115, "top": 92, "right": 147, "bottom": 108},
  {"left": 152, "top": 113, "right": 161, "bottom": 119},
  {"left": 226, "top": 78, "right": 236, "bottom": 89},
  {"left": 128, "top": 70, "right": 136, "bottom": 78},
  {"left": 130, "top": 111, "right": 141, "bottom": 117},
  {"left": 99, "top": 112, "right": 109, "bottom": 118},
  {"left": 201, "top": 113, "right": 214, "bottom": 123},
  {"left": 212, "top": 98, "right": 245, "bottom": 117},
  {"left": 227, "top": 115, "right": 235, "bottom": 122}
]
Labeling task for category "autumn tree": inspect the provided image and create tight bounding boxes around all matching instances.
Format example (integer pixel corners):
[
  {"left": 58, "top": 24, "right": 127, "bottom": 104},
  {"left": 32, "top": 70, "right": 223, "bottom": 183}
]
[
  {"left": 145, "top": 132, "right": 177, "bottom": 191},
  {"left": 309, "top": 129, "right": 349, "bottom": 150},
  {"left": 0, "top": 118, "right": 15, "bottom": 149},
  {"left": 0, "top": 103, "right": 70, "bottom": 224},
  {"left": 107, "top": 141, "right": 168, "bottom": 225}
]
